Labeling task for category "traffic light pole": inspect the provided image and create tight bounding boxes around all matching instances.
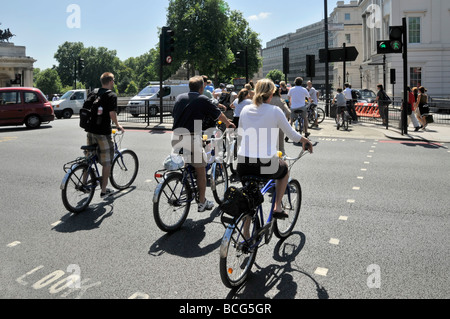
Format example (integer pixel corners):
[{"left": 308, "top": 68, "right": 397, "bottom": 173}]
[
  {"left": 324, "top": 0, "right": 330, "bottom": 117},
  {"left": 401, "top": 17, "right": 408, "bottom": 135},
  {"left": 159, "top": 32, "right": 164, "bottom": 125}
]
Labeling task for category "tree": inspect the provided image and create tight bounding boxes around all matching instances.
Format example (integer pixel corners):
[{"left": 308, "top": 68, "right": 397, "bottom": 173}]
[
  {"left": 35, "top": 68, "right": 63, "bottom": 96},
  {"left": 266, "top": 69, "right": 284, "bottom": 83},
  {"left": 54, "top": 42, "right": 84, "bottom": 87},
  {"left": 125, "top": 81, "right": 139, "bottom": 95}
]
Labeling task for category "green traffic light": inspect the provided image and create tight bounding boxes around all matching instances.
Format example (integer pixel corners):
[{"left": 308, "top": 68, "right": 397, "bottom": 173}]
[
  {"left": 391, "top": 40, "right": 402, "bottom": 51},
  {"left": 380, "top": 43, "right": 387, "bottom": 49}
]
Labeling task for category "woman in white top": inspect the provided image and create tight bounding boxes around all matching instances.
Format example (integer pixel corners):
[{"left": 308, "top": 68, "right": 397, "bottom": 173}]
[
  {"left": 231, "top": 88, "right": 252, "bottom": 127},
  {"left": 237, "top": 79, "right": 313, "bottom": 219}
]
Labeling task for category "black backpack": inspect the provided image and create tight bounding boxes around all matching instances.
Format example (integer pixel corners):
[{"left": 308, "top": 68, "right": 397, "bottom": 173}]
[
  {"left": 220, "top": 181, "right": 264, "bottom": 218},
  {"left": 80, "top": 89, "right": 111, "bottom": 130},
  {"left": 218, "top": 92, "right": 232, "bottom": 110}
]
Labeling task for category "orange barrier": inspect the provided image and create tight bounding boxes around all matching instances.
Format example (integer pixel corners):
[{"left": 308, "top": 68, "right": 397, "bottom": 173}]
[{"left": 355, "top": 103, "right": 381, "bottom": 118}]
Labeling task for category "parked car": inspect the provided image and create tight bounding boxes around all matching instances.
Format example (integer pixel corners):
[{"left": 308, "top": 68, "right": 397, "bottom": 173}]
[
  {"left": 127, "top": 83, "right": 189, "bottom": 117},
  {"left": 51, "top": 89, "right": 87, "bottom": 119},
  {"left": 0, "top": 87, "right": 55, "bottom": 129},
  {"left": 353, "top": 89, "right": 377, "bottom": 103}
]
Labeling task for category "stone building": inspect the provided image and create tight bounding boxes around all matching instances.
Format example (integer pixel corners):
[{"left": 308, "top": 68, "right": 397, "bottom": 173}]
[{"left": 0, "top": 42, "right": 36, "bottom": 88}]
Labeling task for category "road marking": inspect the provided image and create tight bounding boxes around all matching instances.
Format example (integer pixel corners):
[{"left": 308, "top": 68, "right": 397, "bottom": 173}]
[
  {"left": 144, "top": 179, "right": 152, "bottom": 183},
  {"left": 347, "top": 199, "right": 356, "bottom": 203},
  {"left": 314, "top": 267, "right": 329, "bottom": 277},
  {"left": 357, "top": 176, "right": 364, "bottom": 180},
  {"left": 364, "top": 162, "right": 370, "bottom": 164},
  {"left": 353, "top": 187, "right": 360, "bottom": 191},
  {"left": 7, "top": 241, "right": 21, "bottom": 247},
  {"left": 51, "top": 221, "right": 62, "bottom": 227},
  {"left": 339, "top": 216, "right": 348, "bottom": 221},
  {"left": 361, "top": 168, "right": 367, "bottom": 171},
  {"left": 369, "top": 150, "right": 375, "bottom": 153},
  {"left": 367, "top": 155, "right": 373, "bottom": 158},
  {"left": 329, "top": 238, "right": 340, "bottom": 245}
]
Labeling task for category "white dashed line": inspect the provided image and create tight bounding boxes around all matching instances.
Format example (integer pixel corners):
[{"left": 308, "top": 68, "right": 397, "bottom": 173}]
[
  {"left": 339, "top": 216, "right": 349, "bottom": 221},
  {"left": 329, "top": 238, "right": 340, "bottom": 245},
  {"left": 347, "top": 199, "right": 356, "bottom": 203},
  {"left": 7, "top": 241, "right": 21, "bottom": 248},
  {"left": 314, "top": 267, "right": 329, "bottom": 277},
  {"left": 353, "top": 187, "right": 360, "bottom": 191},
  {"left": 357, "top": 176, "right": 364, "bottom": 180}
]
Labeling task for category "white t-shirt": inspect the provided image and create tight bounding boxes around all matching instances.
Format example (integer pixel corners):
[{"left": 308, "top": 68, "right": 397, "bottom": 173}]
[
  {"left": 231, "top": 98, "right": 252, "bottom": 117},
  {"left": 344, "top": 87, "right": 353, "bottom": 100},
  {"left": 308, "top": 87, "right": 318, "bottom": 104},
  {"left": 238, "top": 103, "right": 302, "bottom": 159},
  {"left": 288, "top": 86, "right": 311, "bottom": 110}
]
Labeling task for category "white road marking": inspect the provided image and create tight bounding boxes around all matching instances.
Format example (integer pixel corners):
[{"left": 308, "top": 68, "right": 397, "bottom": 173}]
[
  {"left": 314, "top": 267, "right": 329, "bottom": 277},
  {"left": 329, "top": 238, "right": 340, "bottom": 245},
  {"left": 7, "top": 241, "right": 21, "bottom": 248}
]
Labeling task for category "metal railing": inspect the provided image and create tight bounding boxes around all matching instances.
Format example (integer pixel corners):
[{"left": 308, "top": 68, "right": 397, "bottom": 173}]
[{"left": 117, "top": 98, "right": 175, "bottom": 126}]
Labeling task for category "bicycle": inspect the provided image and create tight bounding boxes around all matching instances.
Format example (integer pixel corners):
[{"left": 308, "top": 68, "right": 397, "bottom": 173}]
[
  {"left": 308, "top": 103, "right": 326, "bottom": 128},
  {"left": 61, "top": 130, "right": 139, "bottom": 214},
  {"left": 335, "top": 105, "right": 350, "bottom": 131},
  {"left": 152, "top": 129, "right": 229, "bottom": 233},
  {"left": 219, "top": 145, "right": 312, "bottom": 288}
]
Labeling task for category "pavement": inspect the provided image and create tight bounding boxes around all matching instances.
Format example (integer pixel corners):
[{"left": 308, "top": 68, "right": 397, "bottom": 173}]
[{"left": 119, "top": 117, "right": 450, "bottom": 144}]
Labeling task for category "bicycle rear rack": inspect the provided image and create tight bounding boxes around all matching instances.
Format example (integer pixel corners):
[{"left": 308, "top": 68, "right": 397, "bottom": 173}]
[{"left": 63, "top": 157, "right": 88, "bottom": 174}]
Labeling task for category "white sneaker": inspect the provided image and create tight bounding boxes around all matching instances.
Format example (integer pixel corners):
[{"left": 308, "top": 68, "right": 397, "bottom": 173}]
[{"left": 198, "top": 199, "right": 214, "bottom": 212}]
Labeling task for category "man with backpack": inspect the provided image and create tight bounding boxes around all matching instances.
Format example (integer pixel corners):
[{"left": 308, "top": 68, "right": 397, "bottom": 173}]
[{"left": 82, "top": 72, "right": 124, "bottom": 199}]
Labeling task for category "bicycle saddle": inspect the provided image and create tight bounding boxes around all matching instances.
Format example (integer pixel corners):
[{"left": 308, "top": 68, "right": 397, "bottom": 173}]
[{"left": 81, "top": 144, "right": 98, "bottom": 151}]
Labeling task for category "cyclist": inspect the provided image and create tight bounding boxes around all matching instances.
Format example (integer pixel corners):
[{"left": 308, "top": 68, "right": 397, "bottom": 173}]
[
  {"left": 288, "top": 77, "right": 311, "bottom": 138},
  {"left": 332, "top": 88, "right": 347, "bottom": 130},
  {"left": 237, "top": 79, "right": 312, "bottom": 220},
  {"left": 84, "top": 72, "right": 124, "bottom": 199},
  {"left": 172, "top": 76, "right": 235, "bottom": 212},
  {"left": 307, "top": 81, "right": 320, "bottom": 128}
]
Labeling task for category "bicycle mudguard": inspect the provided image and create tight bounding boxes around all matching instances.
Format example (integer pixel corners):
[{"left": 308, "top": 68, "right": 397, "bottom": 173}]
[
  {"left": 60, "top": 162, "right": 84, "bottom": 190},
  {"left": 152, "top": 171, "right": 183, "bottom": 204}
]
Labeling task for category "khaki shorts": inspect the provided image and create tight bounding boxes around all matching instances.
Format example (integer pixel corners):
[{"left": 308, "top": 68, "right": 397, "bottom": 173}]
[
  {"left": 87, "top": 133, "right": 114, "bottom": 167},
  {"left": 171, "top": 134, "right": 207, "bottom": 168}
]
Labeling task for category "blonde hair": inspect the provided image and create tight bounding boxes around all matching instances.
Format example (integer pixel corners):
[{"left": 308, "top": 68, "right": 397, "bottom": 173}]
[{"left": 253, "top": 79, "right": 276, "bottom": 106}]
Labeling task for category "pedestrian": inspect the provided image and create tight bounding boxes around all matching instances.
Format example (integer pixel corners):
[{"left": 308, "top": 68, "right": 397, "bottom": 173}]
[
  {"left": 415, "top": 86, "right": 430, "bottom": 130},
  {"left": 375, "top": 84, "right": 390, "bottom": 125},
  {"left": 245, "top": 81, "right": 255, "bottom": 100},
  {"left": 84, "top": 72, "right": 124, "bottom": 199},
  {"left": 344, "top": 83, "right": 357, "bottom": 122},
  {"left": 270, "top": 85, "right": 291, "bottom": 155},
  {"left": 407, "top": 86, "right": 421, "bottom": 132},
  {"left": 280, "top": 81, "right": 290, "bottom": 106},
  {"left": 213, "top": 83, "right": 225, "bottom": 99},
  {"left": 288, "top": 77, "right": 311, "bottom": 138},
  {"left": 205, "top": 80, "right": 214, "bottom": 93},
  {"left": 171, "top": 76, "right": 235, "bottom": 212}
]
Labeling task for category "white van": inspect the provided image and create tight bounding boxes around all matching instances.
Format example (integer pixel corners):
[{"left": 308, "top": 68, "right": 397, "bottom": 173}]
[
  {"left": 127, "top": 83, "right": 189, "bottom": 117},
  {"left": 51, "top": 89, "right": 87, "bottom": 119}
]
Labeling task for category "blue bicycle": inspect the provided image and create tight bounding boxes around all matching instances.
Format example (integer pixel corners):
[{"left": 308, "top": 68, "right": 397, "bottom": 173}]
[{"left": 219, "top": 147, "right": 311, "bottom": 288}]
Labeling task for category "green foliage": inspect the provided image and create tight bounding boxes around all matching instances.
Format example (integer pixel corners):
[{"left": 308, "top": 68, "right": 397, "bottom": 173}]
[
  {"left": 125, "top": 81, "right": 139, "bottom": 95},
  {"left": 34, "top": 68, "right": 63, "bottom": 96},
  {"left": 266, "top": 69, "right": 284, "bottom": 83}
]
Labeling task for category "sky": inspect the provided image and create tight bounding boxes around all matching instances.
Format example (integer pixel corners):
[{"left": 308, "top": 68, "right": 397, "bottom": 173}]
[{"left": 1, "top": 0, "right": 345, "bottom": 70}]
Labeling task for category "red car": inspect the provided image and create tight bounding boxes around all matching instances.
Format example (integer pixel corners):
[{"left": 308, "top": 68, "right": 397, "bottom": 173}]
[{"left": 0, "top": 87, "right": 55, "bottom": 129}]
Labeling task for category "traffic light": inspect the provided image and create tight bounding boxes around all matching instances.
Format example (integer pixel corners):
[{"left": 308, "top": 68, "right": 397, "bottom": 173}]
[
  {"left": 306, "top": 55, "right": 316, "bottom": 78},
  {"left": 234, "top": 50, "right": 245, "bottom": 68},
  {"left": 377, "top": 25, "right": 404, "bottom": 54},
  {"left": 283, "top": 48, "right": 290, "bottom": 75},
  {"left": 78, "top": 58, "right": 85, "bottom": 74},
  {"left": 161, "top": 26, "right": 175, "bottom": 65},
  {"left": 389, "top": 26, "right": 404, "bottom": 53}
]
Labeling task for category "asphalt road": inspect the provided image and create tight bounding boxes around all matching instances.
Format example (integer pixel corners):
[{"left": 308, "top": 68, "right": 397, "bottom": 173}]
[{"left": 0, "top": 118, "right": 449, "bottom": 301}]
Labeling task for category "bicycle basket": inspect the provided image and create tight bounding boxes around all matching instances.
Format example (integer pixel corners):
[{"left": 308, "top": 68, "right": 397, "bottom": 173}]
[
  {"left": 220, "top": 182, "right": 264, "bottom": 217},
  {"left": 163, "top": 154, "right": 185, "bottom": 171}
]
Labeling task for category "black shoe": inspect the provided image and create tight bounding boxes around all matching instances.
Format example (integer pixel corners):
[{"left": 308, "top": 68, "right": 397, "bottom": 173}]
[
  {"left": 414, "top": 127, "right": 420, "bottom": 132},
  {"left": 285, "top": 136, "right": 289, "bottom": 142},
  {"left": 273, "top": 211, "right": 289, "bottom": 220},
  {"left": 305, "top": 132, "right": 311, "bottom": 138},
  {"left": 100, "top": 189, "right": 114, "bottom": 199}
]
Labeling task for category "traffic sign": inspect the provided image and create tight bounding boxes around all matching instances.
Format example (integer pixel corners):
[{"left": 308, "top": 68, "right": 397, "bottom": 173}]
[
  {"left": 166, "top": 56, "right": 173, "bottom": 65},
  {"left": 319, "top": 46, "right": 359, "bottom": 63}
]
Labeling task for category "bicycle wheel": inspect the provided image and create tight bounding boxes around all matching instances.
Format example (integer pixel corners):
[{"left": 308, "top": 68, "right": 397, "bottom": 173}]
[
  {"left": 274, "top": 179, "right": 302, "bottom": 239},
  {"left": 62, "top": 164, "right": 96, "bottom": 214},
  {"left": 211, "top": 162, "right": 229, "bottom": 205},
  {"left": 219, "top": 213, "right": 261, "bottom": 288},
  {"left": 316, "top": 107, "right": 326, "bottom": 124},
  {"left": 153, "top": 173, "right": 192, "bottom": 233},
  {"left": 110, "top": 150, "right": 139, "bottom": 190}
]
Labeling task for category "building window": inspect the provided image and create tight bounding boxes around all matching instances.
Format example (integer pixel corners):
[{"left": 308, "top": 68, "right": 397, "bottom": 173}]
[
  {"left": 345, "top": 13, "right": 350, "bottom": 20},
  {"left": 409, "top": 17, "right": 421, "bottom": 44},
  {"left": 410, "top": 67, "right": 422, "bottom": 88},
  {"left": 345, "top": 34, "right": 351, "bottom": 43}
]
